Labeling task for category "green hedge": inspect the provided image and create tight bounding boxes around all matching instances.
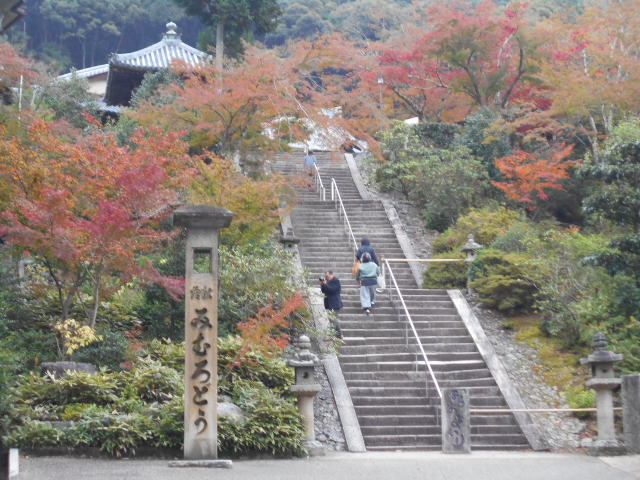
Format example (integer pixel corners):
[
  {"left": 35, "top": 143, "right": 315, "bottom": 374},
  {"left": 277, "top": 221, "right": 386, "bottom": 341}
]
[{"left": 3, "top": 337, "right": 305, "bottom": 457}]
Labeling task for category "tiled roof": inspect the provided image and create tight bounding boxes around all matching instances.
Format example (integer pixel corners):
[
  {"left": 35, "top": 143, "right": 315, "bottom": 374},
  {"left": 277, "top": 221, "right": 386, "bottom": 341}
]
[
  {"left": 58, "top": 64, "right": 109, "bottom": 81},
  {"left": 109, "top": 23, "right": 208, "bottom": 70}
]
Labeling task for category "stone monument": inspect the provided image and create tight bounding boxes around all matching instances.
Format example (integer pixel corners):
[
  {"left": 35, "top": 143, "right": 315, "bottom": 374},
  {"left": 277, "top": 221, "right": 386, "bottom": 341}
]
[
  {"left": 169, "top": 205, "right": 233, "bottom": 468},
  {"left": 441, "top": 388, "right": 471, "bottom": 454}
]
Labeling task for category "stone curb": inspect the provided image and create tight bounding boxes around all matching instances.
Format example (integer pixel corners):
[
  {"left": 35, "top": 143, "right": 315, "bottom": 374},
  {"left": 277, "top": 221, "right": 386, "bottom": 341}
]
[
  {"left": 344, "top": 153, "right": 373, "bottom": 200},
  {"left": 381, "top": 202, "right": 424, "bottom": 286},
  {"left": 448, "top": 290, "right": 549, "bottom": 451}
]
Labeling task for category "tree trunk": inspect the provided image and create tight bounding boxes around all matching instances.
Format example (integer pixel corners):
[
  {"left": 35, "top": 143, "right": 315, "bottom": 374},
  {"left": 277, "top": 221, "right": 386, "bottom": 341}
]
[
  {"left": 216, "top": 22, "right": 224, "bottom": 71},
  {"left": 588, "top": 115, "right": 601, "bottom": 165},
  {"left": 89, "top": 272, "right": 101, "bottom": 329}
]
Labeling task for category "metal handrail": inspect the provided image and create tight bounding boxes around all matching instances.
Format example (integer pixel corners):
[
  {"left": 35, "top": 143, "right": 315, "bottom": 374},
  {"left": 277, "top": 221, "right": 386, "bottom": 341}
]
[
  {"left": 385, "top": 258, "right": 464, "bottom": 263},
  {"left": 330, "top": 178, "right": 358, "bottom": 256},
  {"left": 384, "top": 258, "right": 442, "bottom": 400},
  {"left": 314, "top": 163, "right": 326, "bottom": 201}
]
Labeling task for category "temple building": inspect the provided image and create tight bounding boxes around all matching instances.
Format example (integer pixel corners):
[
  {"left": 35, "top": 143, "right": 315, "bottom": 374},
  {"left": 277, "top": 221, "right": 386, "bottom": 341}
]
[{"left": 59, "top": 22, "right": 208, "bottom": 110}]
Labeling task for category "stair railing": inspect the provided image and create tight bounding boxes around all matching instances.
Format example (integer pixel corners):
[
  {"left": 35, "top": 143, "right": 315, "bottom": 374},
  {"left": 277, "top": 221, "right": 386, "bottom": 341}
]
[
  {"left": 313, "top": 163, "right": 326, "bottom": 201},
  {"left": 384, "top": 258, "right": 442, "bottom": 401},
  {"left": 330, "top": 178, "right": 358, "bottom": 257}
]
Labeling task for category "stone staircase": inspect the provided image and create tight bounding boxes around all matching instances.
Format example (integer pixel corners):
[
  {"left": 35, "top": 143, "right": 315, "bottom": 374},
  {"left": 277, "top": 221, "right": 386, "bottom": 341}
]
[{"left": 272, "top": 152, "right": 530, "bottom": 451}]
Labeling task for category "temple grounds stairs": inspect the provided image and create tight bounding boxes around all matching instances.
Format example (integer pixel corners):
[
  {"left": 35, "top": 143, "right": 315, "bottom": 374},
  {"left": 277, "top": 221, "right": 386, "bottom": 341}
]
[{"left": 273, "top": 152, "right": 530, "bottom": 451}]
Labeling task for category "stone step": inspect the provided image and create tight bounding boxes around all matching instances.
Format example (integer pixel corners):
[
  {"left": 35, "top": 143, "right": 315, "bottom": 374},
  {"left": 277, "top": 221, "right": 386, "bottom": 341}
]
[
  {"left": 363, "top": 434, "right": 442, "bottom": 447},
  {"left": 339, "top": 360, "right": 487, "bottom": 373},
  {"left": 358, "top": 415, "right": 437, "bottom": 427},
  {"left": 341, "top": 327, "right": 469, "bottom": 336},
  {"left": 340, "top": 343, "right": 479, "bottom": 355},
  {"left": 340, "top": 352, "right": 483, "bottom": 363},
  {"left": 343, "top": 336, "right": 475, "bottom": 346},
  {"left": 283, "top": 152, "right": 528, "bottom": 451},
  {"left": 353, "top": 405, "right": 436, "bottom": 417}
]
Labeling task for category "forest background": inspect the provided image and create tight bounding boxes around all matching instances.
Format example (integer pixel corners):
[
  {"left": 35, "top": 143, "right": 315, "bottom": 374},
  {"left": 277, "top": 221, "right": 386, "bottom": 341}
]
[{"left": 0, "top": 0, "right": 639, "bottom": 455}]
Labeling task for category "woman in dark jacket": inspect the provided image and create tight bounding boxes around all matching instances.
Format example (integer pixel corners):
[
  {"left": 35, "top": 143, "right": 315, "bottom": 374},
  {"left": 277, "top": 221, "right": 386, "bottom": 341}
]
[
  {"left": 356, "top": 237, "right": 379, "bottom": 266},
  {"left": 320, "top": 271, "right": 343, "bottom": 336}
]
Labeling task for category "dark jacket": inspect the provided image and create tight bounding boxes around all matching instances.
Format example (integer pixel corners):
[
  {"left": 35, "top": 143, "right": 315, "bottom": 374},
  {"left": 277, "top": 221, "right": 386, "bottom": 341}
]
[
  {"left": 356, "top": 239, "right": 379, "bottom": 266},
  {"left": 321, "top": 277, "right": 343, "bottom": 311}
]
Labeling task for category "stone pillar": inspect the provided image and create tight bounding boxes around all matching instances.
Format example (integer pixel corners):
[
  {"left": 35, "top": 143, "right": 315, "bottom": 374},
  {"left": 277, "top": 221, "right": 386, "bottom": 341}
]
[
  {"left": 287, "top": 335, "right": 324, "bottom": 456},
  {"left": 441, "top": 388, "right": 471, "bottom": 454},
  {"left": 623, "top": 375, "right": 640, "bottom": 454},
  {"left": 173, "top": 206, "right": 233, "bottom": 461},
  {"left": 580, "top": 332, "right": 625, "bottom": 455}
]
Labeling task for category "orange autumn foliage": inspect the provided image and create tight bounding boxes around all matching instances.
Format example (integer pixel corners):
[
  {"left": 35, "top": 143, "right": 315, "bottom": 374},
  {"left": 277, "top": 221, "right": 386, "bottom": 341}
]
[
  {"left": 235, "top": 292, "right": 306, "bottom": 363},
  {"left": 492, "top": 145, "right": 576, "bottom": 210}
]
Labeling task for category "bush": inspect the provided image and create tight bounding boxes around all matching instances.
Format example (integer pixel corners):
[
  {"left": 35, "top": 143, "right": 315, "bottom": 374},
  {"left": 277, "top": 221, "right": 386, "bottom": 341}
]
[
  {"left": 3, "top": 420, "right": 62, "bottom": 448},
  {"left": 565, "top": 387, "right": 595, "bottom": 418},
  {"left": 14, "top": 371, "right": 121, "bottom": 407},
  {"left": 470, "top": 249, "right": 539, "bottom": 313},
  {"left": 72, "top": 331, "right": 128, "bottom": 370},
  {"left": 126, "top": 357, "right": 182, "bottom": 403},
  {"left": 218, "top": 336, "right": 293, "bottom": 395},
  {"left": 433, "top": 207, "right": 522, "bottom": 253},
  {"left": 142, "top": 338, "right": 185, "bottom": 372},
  {"left": 4, "top": 333, "right": 305, "bottom": 457},
  {"left": 221, "top": 380, "right": 305, "bottom": 456},
  {"left": 422, "top": 253, "right": 467, "bottom": 289}
]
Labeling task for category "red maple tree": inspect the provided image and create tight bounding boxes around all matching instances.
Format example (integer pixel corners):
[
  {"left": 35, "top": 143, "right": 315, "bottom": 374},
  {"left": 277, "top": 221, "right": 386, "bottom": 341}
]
[
  {"left": 492, "top": 145, "right": 576, "bottom": 210},
  {"left": 0, "top": 119, "right": 194, "bottom": 326}
]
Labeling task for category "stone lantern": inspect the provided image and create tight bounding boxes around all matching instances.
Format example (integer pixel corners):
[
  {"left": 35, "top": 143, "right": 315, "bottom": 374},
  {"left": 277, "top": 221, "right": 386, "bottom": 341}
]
[
  {"left": 580, "top": 332, "right": 625, "bottom": 455},
  {"left": 287, "top": 335, "right": 324, "bottom": 455},
  {"left": 461, "top": 234, "right": 482, "bottom": 295},
  {"left": 279, "top": 227, "right": 300, "bottom": 249}
]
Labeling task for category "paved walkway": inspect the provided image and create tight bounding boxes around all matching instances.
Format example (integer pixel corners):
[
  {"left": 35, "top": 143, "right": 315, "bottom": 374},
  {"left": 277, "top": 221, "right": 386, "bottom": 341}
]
[{"left": 18, "top": 452, "right": 640, "bottom": 480}]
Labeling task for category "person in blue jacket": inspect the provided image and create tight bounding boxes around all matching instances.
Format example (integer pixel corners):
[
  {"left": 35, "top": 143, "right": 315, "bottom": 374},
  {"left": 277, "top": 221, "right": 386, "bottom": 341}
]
[
  {"left": 320, "top": 271, "right": 343, "bottom": 337},
  {"left": 356, "top": 237, "right": 379, "bottom": 266}
]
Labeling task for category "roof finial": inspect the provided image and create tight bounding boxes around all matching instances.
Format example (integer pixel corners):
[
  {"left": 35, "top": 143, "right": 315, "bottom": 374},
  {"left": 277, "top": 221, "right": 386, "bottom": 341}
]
[{"left": 165, "top": 21, "right": 179, "bottom": 40}]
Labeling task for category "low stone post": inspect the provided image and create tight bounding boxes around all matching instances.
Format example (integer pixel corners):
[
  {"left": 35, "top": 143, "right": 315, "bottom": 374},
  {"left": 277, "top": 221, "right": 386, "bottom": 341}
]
[
  {"left": 623, "top": 375, "right": 640, "bottom": 454},
  {"left": 169, "top": 205, "right": 233, "bottom": 468},
  {"left": 279, "top": 227, "right": 300, "bottom": 249},
  {"left": 287, "top": 335, "right": 324, "bottom": 456},
  {"left": 580, "top": 332, "right": 625, "bottom": 455},
  {"left": 441, "top": 388, "right": 471, "bottom": 454},
  {"left": 461, "top": 234, "right": 482, "bottom": 296}
]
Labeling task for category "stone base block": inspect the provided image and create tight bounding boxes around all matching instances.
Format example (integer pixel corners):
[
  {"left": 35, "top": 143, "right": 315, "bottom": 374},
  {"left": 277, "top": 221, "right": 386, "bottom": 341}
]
[
  {"left": 168, "top": 459, "right": 233, "bottom": 468},
  {"left": 587, "top": 439, "right": 627, "bottom": 456},
  {"left": 304, "top": 440, "right": 326, "bottom": 457}
]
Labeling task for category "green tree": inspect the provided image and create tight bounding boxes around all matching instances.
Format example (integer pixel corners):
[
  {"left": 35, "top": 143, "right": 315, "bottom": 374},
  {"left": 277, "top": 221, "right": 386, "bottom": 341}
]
[
  {"left": 455, "top": 107, "right": 512, "bottom": 179},
  {"left": 376, "top": 122, "right": 489, "bottom": 230},
  {"left": 172, "top": 0, "right": 282, "bottom": 64},
  {"left": 579, "top": 118, "right": 640, "bottom": 231}
]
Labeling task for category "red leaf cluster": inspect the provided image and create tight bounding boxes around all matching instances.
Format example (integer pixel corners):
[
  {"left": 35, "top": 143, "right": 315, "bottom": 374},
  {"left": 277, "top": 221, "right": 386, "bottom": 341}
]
[{"left": 492, "top": 145, "right": 576, "bottom": 210}]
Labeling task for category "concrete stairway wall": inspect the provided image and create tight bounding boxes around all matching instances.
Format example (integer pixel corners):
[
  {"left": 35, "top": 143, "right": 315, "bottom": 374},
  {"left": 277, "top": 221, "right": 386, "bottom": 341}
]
[{"left": 273, "top": 152, "right": 530, "bottom": 451}]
